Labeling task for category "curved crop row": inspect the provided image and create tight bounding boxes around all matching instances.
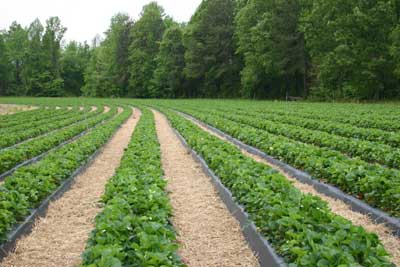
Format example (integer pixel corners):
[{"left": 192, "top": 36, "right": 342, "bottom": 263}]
[
  {"left": 0, "top": 106, "right": 103, "bottom": 149},
  {"left": 193, "top": 107, "right": 400, "bottom": 168},
  {"left": 82, "top": 109, "right": 183, "bottom": 267},
  {"left": 270, "top": 108, "right": 400, "bottom": 132},
  {"left": 0, "top": 107, "right": 44, "bottom": 121},
  {"left": 0, "top": 106, "right": 131, "bottom": 242},
  {"left": 0, "top": 107, "right": 71, "bottom": 129},
  {"left": 0, "top": 107, "right": 117, "bottom": 175},
  {"left": 211, "top": 105, "right": 400, "bottom": 148},
  {"left": 177, "top": 109, "right": 400, "bottom": 217},
  {"left": 161, "top": 108, "right": 392, "bottom": 266},
  {"left": 222, "top": 102, "right": 400, "bottom": 132},
  {"left": 0, "top": 107, "right": 87, "bottom": 134}
]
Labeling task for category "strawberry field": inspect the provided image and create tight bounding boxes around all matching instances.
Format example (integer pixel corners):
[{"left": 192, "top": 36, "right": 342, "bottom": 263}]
[{"left": 0, "top": 98, "right": 399, "bottom": 267}]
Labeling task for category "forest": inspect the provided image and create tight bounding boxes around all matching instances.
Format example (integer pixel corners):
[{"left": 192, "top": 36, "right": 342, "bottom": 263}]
[{"left": 1, "top": 0, "right": 400, "bottom": 100}]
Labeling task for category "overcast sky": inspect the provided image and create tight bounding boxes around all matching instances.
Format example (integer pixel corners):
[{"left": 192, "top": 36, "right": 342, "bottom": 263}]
[{"left": 0, "top": 0, "right": 202, "bottom": 43}]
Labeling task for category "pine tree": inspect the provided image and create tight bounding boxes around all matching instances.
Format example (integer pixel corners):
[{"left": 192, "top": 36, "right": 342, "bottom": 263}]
[{"left": 184, "top": 0, "right": 240, "bottom": 97}]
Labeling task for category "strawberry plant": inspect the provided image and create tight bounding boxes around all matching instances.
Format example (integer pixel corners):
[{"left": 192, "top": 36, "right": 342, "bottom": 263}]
[
  {"left": 176, "top": 107, "right": 400, "bottom": 217},
  {"left": 0, "top": 106, "right": 131, "bottom": 242},
  {"left": 0, "top": 106, "right": 103, "bottom": 149},
  {"left": 0, "top": 107, "right": 116, "bottom": 175},
  {"left": 161, "top": 108, "right": 392, "bottom": 266},
  {"left": 82, "top": 108, "right": 184, "bottom": 267}
]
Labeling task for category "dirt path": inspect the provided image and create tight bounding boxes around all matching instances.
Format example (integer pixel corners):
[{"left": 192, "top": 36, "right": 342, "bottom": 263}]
[
  {"left": 184, "top": 115, "right": 400, "bottom": 266},
  {"left": 153, "top": 110, "right": 258, "bottom": 267},
  {"left": 0, "top": 104, "right": 115, "bottom": 187},
  {"left": 0, "top": 104, "right": 36, "bottom": 115},
  {"left": 1, "top": 108, "right": 141, "bottom": 267}
]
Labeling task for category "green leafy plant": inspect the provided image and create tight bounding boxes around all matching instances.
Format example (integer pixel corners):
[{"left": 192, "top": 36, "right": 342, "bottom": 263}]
[
  {"left": 0, "top": 106, "right": 103, "bottom": 149},
  {"left": 0, "top": 106, "right": 115, "bottom": 174},
  {"left": 173, "top": 105, "right": 400, "bottom": 217},
  {"left": 160, "top": 107, "right": 392, "bottom": 266},
  {"left": 81, "top": 108, "right": 184, "bottom": 267},
  {"left": 0, "top": 105, "right": 131, "bottom": 242}
]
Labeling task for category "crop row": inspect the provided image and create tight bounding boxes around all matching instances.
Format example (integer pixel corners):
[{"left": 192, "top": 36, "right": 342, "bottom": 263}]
[
  {"left": 0, "top": 106, "right": 45, "bottom": 122},
  {"left": 0, "top": 106, "right": 131, "bottom": 242},
  {"left": 0, "top": 107, "right": 73, "bottom": 129},
  {"left": 0, "top": 106, "right": 103, "bottom": 149},
  {"left": 175, "top": 108, "right": 400, "bottom": 217},
  {"left": 189, "top": 107, "right": 400, "bottom": 168},
  {"left": 269, "top": 108, "right": 400, "bottom": 132},
  {"left": 0, "top": 107, "right": 87, "bottom": 135},
  {"left": 203, "top": 104, "right": 400, "bottom": 148},
  {"left": 220, "top": 102, "right": 400, "bottom": 132},
  {"left": 0, "top": 107, "right": 117, "bottom": 175},
  {"left": 82, "top": 109, "right": 183, "bottom": 267},
  {"left": 233, "top": 100, "right": 399, "bottom": 115},
  {"left": 160, "top": 108, "right": 392, "bottom": 266}
]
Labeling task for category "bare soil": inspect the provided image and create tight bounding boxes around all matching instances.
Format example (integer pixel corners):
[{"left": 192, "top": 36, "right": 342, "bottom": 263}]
[
  {"left": 1, "top": 108, "right": 141, "bottom": 267},
  {"left": 153, "top": 110, "right": 259, "bottom": 267},
  {"left": 0, "top": 104, "right": 36, "bottom": 115},
  {"left": 185, "top": 115, "right": 400, "bottom": 266}
]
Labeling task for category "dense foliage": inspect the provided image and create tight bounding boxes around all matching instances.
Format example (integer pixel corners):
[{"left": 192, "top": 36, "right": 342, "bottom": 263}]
[
  {"left": 183, "top": 0, "right": 240, "bottom": 97},
  {"left": 82, "top": 13, "right": 133, "bottom": 97},
  {"left": 235, "top": 0, "right": 306, "bottom": 98},
  {"left": 1, "top": 0, "right": 400, "bottom": 99},
  {"left": 0, "top": 17, "right": 90, "bottom": 97},
  {"left": 150, "top": 25, "right": 186, "bottom": 98}
]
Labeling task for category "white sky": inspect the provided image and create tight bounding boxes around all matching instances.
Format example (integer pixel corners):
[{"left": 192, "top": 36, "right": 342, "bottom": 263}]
[{"left": 0, "top": 0, "right": 202, "bottom": 43}]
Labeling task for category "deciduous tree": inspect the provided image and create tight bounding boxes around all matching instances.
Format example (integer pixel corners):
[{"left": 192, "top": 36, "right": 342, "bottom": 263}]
[
  {"left": 128, "top": 2, "right": 166, "bottom": 97},
  {"left": 150, "top": 25, "right": 186, "bottom": 98}
]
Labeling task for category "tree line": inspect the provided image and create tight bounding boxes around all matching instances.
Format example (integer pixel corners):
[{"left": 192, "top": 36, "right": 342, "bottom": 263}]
[
  {"left": 0, "top": 17, "right": 91, "bottom": 96},
  {"left": 1, "top": 0, "right": 400, "bottom": 100}
]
